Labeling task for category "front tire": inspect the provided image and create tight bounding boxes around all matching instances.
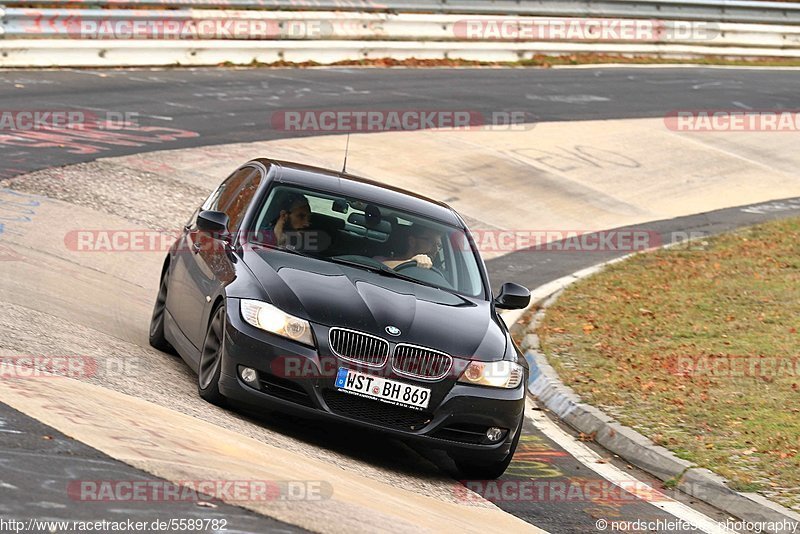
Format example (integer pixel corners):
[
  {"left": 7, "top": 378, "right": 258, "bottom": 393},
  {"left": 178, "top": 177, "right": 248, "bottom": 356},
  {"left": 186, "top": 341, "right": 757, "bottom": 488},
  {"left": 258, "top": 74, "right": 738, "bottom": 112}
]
[
  {"left": 198, "top": 304, "right": 227, "bottom": 407},
  {"left": 149, "top": 266, "right": 175, "bottom": 353},
  {"left": 452, "top": 415, "right": 524, "bottom": 480}
]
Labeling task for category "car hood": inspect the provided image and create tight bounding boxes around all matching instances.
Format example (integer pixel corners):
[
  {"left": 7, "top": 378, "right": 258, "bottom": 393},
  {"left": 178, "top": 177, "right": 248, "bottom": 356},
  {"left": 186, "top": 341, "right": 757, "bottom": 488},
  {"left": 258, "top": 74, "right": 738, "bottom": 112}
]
[{"left": 242, "top": 246, "right": 507, "bottom": 361}]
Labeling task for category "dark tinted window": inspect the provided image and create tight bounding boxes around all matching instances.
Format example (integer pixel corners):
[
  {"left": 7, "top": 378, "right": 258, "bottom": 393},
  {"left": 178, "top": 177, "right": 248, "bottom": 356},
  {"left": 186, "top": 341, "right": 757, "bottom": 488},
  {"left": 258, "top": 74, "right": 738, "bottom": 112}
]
[
  {"left": 250, "top": 185, "right": 485, "bottom": 298},
  {"left": 203, "top": 166, "right": 262, "bottom": 232}
]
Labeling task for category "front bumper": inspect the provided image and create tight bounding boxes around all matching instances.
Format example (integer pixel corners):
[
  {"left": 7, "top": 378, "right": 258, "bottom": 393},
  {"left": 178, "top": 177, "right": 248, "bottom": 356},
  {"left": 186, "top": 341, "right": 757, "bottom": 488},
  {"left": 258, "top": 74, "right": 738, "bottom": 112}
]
[{"left": 219, "top": 301, "right": 526, "bottom": 460}]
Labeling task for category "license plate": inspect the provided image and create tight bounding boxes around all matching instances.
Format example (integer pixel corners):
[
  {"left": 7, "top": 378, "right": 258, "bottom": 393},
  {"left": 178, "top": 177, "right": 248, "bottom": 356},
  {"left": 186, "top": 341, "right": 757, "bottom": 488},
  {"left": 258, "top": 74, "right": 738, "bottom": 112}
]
[{"left": 334, "top": 368, "right": 431, "bottom": 410}]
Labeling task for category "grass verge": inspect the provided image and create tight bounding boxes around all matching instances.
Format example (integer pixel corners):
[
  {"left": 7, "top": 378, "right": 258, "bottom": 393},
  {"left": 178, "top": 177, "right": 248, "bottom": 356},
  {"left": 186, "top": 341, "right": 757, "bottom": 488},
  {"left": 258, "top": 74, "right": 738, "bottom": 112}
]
[{"left": 537, "top": 217, "right": 800, "bottom": 511}]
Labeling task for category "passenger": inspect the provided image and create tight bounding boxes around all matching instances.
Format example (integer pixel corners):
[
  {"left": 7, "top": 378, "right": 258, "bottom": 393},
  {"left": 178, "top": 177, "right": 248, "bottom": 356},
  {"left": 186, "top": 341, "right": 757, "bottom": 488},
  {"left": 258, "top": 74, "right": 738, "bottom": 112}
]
[{"left": 383, "top": 225, "right": 441, "bottom": 270}]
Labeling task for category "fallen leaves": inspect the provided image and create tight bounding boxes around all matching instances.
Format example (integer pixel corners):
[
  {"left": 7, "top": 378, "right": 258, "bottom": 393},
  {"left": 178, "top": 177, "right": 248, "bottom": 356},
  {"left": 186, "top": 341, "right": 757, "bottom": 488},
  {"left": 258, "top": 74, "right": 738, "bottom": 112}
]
[{"left": 535, "top": 216, "right": 800, "bottom": 507}]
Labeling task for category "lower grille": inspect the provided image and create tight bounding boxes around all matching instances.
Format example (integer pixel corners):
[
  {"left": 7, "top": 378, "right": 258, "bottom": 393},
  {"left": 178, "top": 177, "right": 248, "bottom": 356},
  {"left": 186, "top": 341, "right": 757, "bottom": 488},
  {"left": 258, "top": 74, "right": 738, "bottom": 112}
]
[
  {"left": 258, "top": 373, "right": 313, "bottom": 407},
  {"left": 434, "top": 423, "right": 505, "bottom": 444},
  {"left": 322, "top": 390, "right": 433, "bottom": 431}
]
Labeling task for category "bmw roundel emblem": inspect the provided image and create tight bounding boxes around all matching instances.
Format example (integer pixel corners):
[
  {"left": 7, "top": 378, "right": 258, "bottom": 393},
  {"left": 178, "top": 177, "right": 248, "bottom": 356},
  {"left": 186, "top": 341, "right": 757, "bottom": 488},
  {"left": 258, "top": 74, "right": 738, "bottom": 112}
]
[{"left": 385, "top": 325, "right": 401, "bottom": 337}]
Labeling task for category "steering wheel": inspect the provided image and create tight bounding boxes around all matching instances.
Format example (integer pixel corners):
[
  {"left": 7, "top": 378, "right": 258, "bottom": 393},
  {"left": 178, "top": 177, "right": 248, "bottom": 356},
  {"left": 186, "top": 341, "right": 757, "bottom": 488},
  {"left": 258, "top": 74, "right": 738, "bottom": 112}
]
[{"left": 393, "top": 260, "right": 446, "bottom": 279}]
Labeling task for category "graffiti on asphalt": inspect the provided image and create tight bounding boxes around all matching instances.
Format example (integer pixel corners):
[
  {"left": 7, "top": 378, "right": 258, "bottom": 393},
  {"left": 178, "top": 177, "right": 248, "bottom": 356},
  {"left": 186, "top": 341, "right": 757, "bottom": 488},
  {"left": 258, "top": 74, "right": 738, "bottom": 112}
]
[
  {"left": 513, "top": 145, "right": 642, "bottom": 173},
  {"left": 0, "top": 125, "right": 200, "bottom": 156}
]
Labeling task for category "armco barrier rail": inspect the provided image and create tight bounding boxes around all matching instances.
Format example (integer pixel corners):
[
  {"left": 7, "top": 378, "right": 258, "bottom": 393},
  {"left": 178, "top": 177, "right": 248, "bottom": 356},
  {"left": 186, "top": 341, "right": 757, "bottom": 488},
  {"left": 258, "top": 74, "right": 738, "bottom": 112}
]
[
  {"left": 1, "top": 0, "right": 800, "bottom": 66},
  {"left": 5, "top": 38, "right": 800, "bottom": 67},
  {"left": 4, "top": 10, "right": 800, "bottom": 49},
  {"left": 1, "top": 0, "right": 800, "bottom": 24}
]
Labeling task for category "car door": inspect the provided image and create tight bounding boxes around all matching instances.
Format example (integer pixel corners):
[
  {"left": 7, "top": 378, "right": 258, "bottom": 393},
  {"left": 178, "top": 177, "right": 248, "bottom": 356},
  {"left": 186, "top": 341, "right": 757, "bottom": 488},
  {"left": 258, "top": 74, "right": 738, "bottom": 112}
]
[{"left": 168, "top": 165, "right": 263, "bottom": 350}]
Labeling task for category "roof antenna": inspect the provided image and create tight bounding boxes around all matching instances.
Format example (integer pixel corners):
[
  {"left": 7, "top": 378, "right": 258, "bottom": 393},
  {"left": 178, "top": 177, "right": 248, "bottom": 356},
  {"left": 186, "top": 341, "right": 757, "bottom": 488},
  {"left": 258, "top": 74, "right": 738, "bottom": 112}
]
[{"left": 342, "top": 133, "right": 350, "bottom": 173}]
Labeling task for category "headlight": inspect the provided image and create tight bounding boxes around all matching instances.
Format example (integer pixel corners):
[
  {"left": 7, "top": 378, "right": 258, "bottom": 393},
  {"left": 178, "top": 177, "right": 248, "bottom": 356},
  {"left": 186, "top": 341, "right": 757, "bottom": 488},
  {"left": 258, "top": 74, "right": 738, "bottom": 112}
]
[
  {"left": 240, "top": 299, "right": 315, "bottom": 347},
  {"left": 458, "top": 360, "right": 524, "bottom": 389}
]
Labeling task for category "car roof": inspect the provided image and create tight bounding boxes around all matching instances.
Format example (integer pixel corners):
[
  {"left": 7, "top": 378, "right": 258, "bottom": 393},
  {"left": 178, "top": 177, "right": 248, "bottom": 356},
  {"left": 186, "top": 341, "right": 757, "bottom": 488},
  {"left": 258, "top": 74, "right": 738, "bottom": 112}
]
[{"left": 252, "top": 158, "right": 463, "bottom": 227}]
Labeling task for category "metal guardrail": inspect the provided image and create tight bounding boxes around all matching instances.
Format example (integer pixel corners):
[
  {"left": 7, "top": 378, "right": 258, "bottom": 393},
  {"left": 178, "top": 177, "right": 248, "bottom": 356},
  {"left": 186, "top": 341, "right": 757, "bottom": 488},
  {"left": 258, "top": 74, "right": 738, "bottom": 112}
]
[
  {"left": 3, "top": 9, "right": 800, "bottom": 49},
  {"left": 3, "top": 38, "right": 800, "bottom": 68},
  {"left": 0, "top": 0, "right": 799, "bottom": 25},
  {"left": 1, "top": 0, "right": 799, "bottom": 66}
]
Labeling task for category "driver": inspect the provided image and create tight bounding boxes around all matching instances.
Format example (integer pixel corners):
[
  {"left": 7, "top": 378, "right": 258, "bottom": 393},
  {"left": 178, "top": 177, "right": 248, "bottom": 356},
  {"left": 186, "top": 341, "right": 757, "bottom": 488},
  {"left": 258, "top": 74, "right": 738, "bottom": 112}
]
[
  {"left": 383, "top": 225, "right": 441, "bottom": 270},
  {"left": 272, "top": 192, "right": 312, "bottom": 247}
]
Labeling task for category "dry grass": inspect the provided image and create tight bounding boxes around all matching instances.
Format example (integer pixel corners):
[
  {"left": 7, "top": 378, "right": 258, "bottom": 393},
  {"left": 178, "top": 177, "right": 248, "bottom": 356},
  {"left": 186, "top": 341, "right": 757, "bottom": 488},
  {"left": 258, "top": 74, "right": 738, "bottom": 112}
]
[{"left": 538, "top": 218, "right": 800, "bottom": 510}]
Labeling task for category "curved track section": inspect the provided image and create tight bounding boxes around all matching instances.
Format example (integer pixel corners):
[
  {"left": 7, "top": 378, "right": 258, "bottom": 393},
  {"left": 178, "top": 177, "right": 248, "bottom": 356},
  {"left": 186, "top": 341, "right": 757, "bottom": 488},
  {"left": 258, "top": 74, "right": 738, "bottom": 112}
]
[
  {"left": 1, "top": 67, "right": 799, "bottom": 180},
  {"left": 1, "top": 67, "right": 799, "bottom": 534}
]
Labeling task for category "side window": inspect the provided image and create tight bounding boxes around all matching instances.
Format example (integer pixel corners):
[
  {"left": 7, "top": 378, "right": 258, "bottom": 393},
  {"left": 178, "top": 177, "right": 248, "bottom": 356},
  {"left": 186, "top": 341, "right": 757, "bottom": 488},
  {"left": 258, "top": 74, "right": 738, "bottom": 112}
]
[{"left": 203, "top": 167, "right": 262, "bottom": 232}]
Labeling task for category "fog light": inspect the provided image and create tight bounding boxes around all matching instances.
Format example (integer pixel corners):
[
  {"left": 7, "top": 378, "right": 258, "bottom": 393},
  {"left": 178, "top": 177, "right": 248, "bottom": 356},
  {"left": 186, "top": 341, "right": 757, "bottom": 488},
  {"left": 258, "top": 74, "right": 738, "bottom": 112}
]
[
  {"left": 240, "top": 367, "right": 258, "bottom": 384},
  {"left": 486, "top": 427, "right": 504, "bottom": 442}
]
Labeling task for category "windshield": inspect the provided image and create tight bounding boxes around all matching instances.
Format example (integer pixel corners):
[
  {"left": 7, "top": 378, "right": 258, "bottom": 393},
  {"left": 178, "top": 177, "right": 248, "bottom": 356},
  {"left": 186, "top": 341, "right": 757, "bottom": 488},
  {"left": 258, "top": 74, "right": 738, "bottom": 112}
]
[{"left": 249, "top": 184, "right": 486, "bottom": 298}]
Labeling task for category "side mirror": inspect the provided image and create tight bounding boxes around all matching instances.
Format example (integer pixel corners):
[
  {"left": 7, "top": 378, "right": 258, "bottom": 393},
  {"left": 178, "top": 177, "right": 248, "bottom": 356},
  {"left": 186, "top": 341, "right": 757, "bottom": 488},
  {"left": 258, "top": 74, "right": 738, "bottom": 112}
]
[
  {"left": 494, "top": 282, "right": 531, "bottom": 310},
  {"left": 197, "top": 210, "right": 229, "bottom": 236}
]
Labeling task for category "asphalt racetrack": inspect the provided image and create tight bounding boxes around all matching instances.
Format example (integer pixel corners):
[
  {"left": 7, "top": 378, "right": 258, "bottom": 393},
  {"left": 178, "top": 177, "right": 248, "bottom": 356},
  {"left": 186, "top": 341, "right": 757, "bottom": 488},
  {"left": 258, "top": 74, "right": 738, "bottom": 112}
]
[{"left": 1, "top": 66, "right": 799, "bottom": 534}]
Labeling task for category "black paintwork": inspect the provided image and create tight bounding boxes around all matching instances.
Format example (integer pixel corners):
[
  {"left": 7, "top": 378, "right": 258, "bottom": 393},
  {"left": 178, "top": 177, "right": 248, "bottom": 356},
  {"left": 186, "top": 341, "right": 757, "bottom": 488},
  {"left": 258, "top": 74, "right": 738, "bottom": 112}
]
[{"left": 161, "top": 158, "right": 528, "bottom": 463}]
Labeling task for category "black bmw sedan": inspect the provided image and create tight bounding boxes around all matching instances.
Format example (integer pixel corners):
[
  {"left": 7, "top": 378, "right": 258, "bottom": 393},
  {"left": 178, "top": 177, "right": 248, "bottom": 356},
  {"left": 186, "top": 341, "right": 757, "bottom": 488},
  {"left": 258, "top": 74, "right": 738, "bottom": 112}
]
[{"left": 149, "top": 158, "right": 532, "bottom": 479}]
